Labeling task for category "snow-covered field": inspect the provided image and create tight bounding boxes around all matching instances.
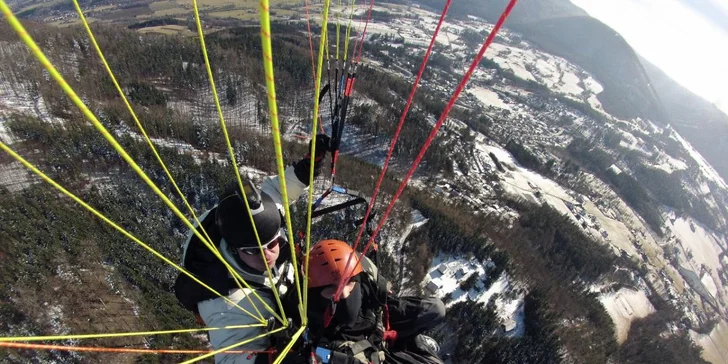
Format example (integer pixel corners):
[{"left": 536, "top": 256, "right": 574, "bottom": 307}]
[
  {"left": 666, "top": 215, "right": 726, "bottom": 312},
  {"left": 652, "top": 152, "right": 689, "bottom": 173},
  {"left": 337, "top": 2, "right": 605, "bottom": 104},
  {"left": 669, "top": 217, "right": 725, "bottom": 273},
  {"left": 599, "top": 288, "right": 655, "bottom": 343},
  {"left": 472, "top": 137, "right": 643, "bottom": 259},
  {"left": 691, "top": 320, "right": 728, "bottom": 364},
  {"left": 468, "top": 86, "right": 511, "bottom": 110},
  {"left": 582, "top": 200, "right": 637, "bottom": 256}
]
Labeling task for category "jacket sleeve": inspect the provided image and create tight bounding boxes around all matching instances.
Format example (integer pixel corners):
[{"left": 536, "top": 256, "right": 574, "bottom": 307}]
[
  {"left": 198, "top": 289, "right": 274, "bottom": 364},
  {"left": 260, "top": 165, "right": 308, "bottom": 209}
]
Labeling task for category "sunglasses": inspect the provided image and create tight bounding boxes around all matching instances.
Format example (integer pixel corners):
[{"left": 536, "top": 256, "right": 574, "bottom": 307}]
[{"left": 238, "top": 229, "right": 286, "bottom": 255}]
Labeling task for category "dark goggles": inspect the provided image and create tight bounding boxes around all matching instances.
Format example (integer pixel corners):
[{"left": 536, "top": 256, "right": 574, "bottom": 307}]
[{"left": 237, "top": 229, "right": 286, "bottom": 255}]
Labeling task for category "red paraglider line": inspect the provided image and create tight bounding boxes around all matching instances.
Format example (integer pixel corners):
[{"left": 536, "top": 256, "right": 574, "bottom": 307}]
[
  {"left": 351, "top": 0, "right": 453, "bottom": 255},
  {"left": 336, "top": 0, "right": 520, "bottom": 303},
  {"left": 362, "top": 0, "right": 519, "bottom": 256},
  {"left": 353, "top": 0, "right": 375, "bottom": 65}
]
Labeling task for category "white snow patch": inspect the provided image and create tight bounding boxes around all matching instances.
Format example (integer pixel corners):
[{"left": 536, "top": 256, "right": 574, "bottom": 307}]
[
  {"left": 672, "top": 131, "right": 728, "bottom": 189},
  {"left": 476, "top": 142, "right": 575, "bottom": 216},
  {"left": 476, "top": 273, "right": 508, "bottom": 306},
  {"left": 55, "top": 264, "right": 82, "bottom": 285},
  {"left": 690, "top": 320, "right": 728, "bottom": 364},
  {"left": 45, "top": 303, "right": 71, "bottom": 336},
  {"left": 468, "top": 87, "right": 511, "bottom": 110},
  {"left": 700, "top": 273, "right": 718, "bottom": 299},
  {"left": 493, "top": 55, "right": 536, "bottom": 81},
  {"left": 557, "top": 72, "right": 584, "bottom": 95},
  {"left": 0, "top": 118, "right": 12, "bottom": 143},
  {"left": 584, "top": 76, "right": 604, "bottom": 94},
  {"left": 599, "top": 288, "right": 655, "bottom": 343},
  {"left": 669, "top": 217, "right": 724, "bottom": 273},
  {"left": 498, "top": 296, "right": 525, "bottom": 337},
  {"left": 384, "top": 209, "right": 428, "bottom": 256},
  {"left": 583, "top": 200, "right": 638, "bottom": 257},
  {"left": 652, "top": 153, "right": 689, "bottom": 173},
  {"left": 588, "top": 94, "right": 604, "bottom": 110}
]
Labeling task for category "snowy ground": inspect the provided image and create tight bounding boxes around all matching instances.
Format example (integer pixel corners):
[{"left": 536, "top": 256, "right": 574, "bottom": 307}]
[
  {"left": 651, "top": 152, "right": 689, "bottom": 173},
  {"left": 384, "top": 209, "right": 428, "bottom": 257},
  {"left": 467, "top": 86, "right": 511, "bottom": 110},
  {"left": 472, "top": 136, "right": 642, "bottom": 259},
  {"left": 671, "top": 131, "right": 728, "bottom": 190},
  {"left": 691, "top": 320, "right": 728, "bottom": 364},
  {"left": 0, "top": 161, "right": 33, "bottom": 192},
  {"left": 598, "top": 288, "right": 655, "bottom": 343},
  {"left": 425, "top": 255, "right": 525, "bottom": 337},
  {"left": 666, "top": 215, "right": 727, "bottom": 308},
  {"left": 582, "top": 200, "right": 638, "bottom": 257},
  {"left": 319, "top": 2, "right": 605, "bottom": 104},
  {"left": 669, "top": 217, "right": 725, "bottom": 273}
]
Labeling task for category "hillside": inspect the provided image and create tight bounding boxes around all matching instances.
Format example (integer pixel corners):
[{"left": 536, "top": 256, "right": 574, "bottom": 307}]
[
  {"left": 411, "top": 0, "right": 728, "bottom": 183},
  {"left": 1, "top": 2, "right": 727, "bottom": 363}
]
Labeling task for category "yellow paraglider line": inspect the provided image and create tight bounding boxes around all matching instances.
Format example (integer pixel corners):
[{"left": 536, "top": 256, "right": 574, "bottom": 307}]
[
  {"left": 0, "top": 324, "right": 264, "bottom": 342},
  {"left": 181, "top": 326, "right": 286, "bottom": 364},
  {"left": 272, "top": 326, "right": 306, "bottom": 364},
  {"left": 257, "top": 0, "right": 308, "bottom": 324},
  {"left": 336, "top": 0, "right": 342, "bottom": 61},
  {"left": 0, "top": 0, "right": 279, "bottom": 325},
  {"left": 191, "top": 0, "right": 287, "bottom": 325},
  {"left": 69, "top": 0, "right": 252, "bottom": 314},
  {"left": 303, "top": 0, "right": 334, "bottom": 320},
  {"left": 71, "top": 0, "right": 219, "bottom": 262},
  {"left": 0, "top": 142, "right": 264, "bottom": 324},
  {"left": 0, "top": 0, "right": 357, "bottom": 359}
]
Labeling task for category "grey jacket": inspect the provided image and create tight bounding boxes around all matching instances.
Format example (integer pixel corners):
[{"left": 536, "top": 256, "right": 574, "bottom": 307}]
[{"left": 181, "top": 166, "right": 307, "bottom": 363}]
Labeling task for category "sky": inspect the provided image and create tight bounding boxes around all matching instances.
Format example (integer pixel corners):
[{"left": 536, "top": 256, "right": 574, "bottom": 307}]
[{"left": 569, "top": 0, "right": 728, "bottom": 117}]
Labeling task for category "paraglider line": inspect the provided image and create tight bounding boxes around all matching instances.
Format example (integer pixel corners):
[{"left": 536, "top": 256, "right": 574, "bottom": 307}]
[
  {"left": 0, "top": 0, "right": 271, "bottom": 323},
  {"left": 258, "top": 0, "right": 307, "bottom": 324},
  {"left": 192, "top": 0, "right": 285, "bottom": 324},
  {"left": 70, "top": 0, "right": 222, "bottom": 280},
  {"left": 303, "top": 0, "right": 335, "bottom": 323},
  {"left": 340, "top": 0, "right": 520, "bottom": 302},
  {"left": 0, "top": 342, "right": 273, "bottom": 355},
  {"left": 353, "top": 0, "right": 375, "bottom": 65},
  {"left": 0, "top": 324, "right": 265, "bottom": 342},
  {"left": 304, "top": 0, "right": 326, "bottom": 134},
  {"left": 351, "top": 0, "right": 452, "bottom": 259},
  {"left": 0, "top": 141, "right": 264, "bottom": 324}
]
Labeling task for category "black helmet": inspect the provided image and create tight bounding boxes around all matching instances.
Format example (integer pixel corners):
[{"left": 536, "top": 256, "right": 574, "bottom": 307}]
[{"left": 215, "top": 180, "right": 282, "bottom": 249}]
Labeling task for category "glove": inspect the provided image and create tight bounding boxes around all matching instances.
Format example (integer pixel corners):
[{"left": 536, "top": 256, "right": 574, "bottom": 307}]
[
  {"left": 308, "top": 134, "right": 332, "bottom": 163},
  {"left": 295, "top": 134, "right": 331, "bottom": 184}
]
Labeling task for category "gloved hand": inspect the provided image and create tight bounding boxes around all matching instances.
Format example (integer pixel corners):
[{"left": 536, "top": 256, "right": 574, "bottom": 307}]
[
  {"left": 295, "top": 134, "right": 332, "bottom": 184},
  {"left": 308, "top": 134, "right": 332, "bottom": 163}
]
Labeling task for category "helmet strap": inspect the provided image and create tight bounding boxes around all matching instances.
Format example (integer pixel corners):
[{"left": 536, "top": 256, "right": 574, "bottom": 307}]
[{"left": 323, "top": 300, "right": 336, "bottom": 328}]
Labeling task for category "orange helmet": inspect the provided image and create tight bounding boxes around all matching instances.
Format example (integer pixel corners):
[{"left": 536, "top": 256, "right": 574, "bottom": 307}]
[{"left": 305, "top": 240, "right": 363, "bottom": 288}]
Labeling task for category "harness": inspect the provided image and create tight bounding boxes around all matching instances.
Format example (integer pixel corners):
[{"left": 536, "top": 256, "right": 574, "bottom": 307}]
[{"left": 310, "top": 255, "right": 396, "bottom": 364}]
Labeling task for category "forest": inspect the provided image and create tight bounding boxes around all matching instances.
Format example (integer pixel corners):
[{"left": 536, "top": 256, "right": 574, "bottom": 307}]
[{"left": 0, "top": 18, "right": 711, "bottom": 364}]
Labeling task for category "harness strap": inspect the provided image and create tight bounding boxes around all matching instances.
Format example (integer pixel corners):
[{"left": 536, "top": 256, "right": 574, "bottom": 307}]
[
  {"left": 337, "top": 340, "right": 384, "bottom": 364},
  {"left": 382, "top": 305, "right": 398, "bottom": 346}
]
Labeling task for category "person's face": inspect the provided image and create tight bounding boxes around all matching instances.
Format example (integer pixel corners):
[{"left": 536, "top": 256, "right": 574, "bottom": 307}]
[
  {"left": 320, "top": 280, "right": 357, "bottom": 300},
  {"left": 237, "top": 231, "right": 283, "bottom": 271}
]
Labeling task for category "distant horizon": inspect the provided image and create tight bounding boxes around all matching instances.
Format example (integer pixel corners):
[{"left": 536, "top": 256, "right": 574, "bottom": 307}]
[{"left": 570, "top": 0, "right": 728, "bottom": 118}]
